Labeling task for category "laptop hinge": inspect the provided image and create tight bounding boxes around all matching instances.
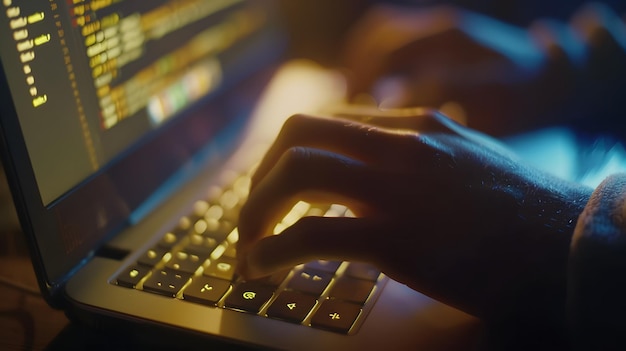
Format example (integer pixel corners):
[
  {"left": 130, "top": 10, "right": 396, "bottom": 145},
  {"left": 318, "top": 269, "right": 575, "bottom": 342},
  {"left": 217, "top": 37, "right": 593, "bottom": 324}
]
[{"left": 95, "top": 245, "right": 130, "bottom": 261}]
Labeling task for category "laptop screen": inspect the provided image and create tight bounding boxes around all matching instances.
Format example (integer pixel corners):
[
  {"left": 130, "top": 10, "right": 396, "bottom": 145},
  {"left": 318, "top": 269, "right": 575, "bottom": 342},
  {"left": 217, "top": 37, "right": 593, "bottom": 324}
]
[
  {"left": 0, "top": 0, "right": 284, "bottom": 292},
  {"left": 1, "top": 0, "right": 280, "bottom": 205}
]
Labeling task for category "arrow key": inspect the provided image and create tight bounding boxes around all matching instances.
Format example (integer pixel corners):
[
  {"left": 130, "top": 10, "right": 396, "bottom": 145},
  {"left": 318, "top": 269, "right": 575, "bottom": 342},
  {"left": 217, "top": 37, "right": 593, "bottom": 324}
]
[
  {"left": 266, "top": 290, "right": 317, "bottom": 323},
  {"left": 287, "top": 268, "right": 332, "bottom": 296}
]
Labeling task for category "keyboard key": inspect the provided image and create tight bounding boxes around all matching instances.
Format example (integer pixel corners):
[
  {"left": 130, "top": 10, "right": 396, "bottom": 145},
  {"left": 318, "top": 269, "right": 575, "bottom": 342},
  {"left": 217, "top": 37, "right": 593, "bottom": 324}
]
[
  {"left": 287, "top": 268, "right": 333, "bottom": 296},
  {"left": 266, "top": 290, "right": 317, "bottom": 323},
  {"left": 221, "top": 243, "right": 237, "bottom": 258},
  {"left": 165, "top": 251, "right": 207, "bottom": 274},
  {"left": 305, "top": 260, "right": 341, "bottom": 273},
  {"left": 192, "top": 218, "right": 210, "bottom": 235},
  {"left": 345, "top": 262, "right": 381, "bottom": 281},
  {"left": 137, "top": 247, "right": 167, "bottom": 267},
  {"left": 183, "top": 276, "right": 231, "bottom": 306},
  {"left": 184, "top": 234, "right": 218, "bottom": 255},
  {"left": 203, "top": 256, "right": 237, "bottom": 280},
  {"left": 192, "top": 200, "right": 210, "bottom": 218},
  {"left": 311, "top": 299, "right": 361, "bottom": 334},
  {"left": 328, "top": 276, "right": 375, "bottom": 304},
  {"left": 204, "top": 204, "right": 225, "bottom": 222},
  {"left": 204, "top": 220, "right": 235, "bottom": 243},
  {"left": 116, "top": 265, "right": 150, "bottom": 288},
  {"left": 157, "top": 227, "right": 187, "bottom": 249},
  {"left": 225, "top": 282, "right": 274, "bottom": 313},
  {"left": 219, "top": 189, "right": 240, "bottom": 212},
  {"left": 143, "top": 269, "right": 191, "bottom": 297}
]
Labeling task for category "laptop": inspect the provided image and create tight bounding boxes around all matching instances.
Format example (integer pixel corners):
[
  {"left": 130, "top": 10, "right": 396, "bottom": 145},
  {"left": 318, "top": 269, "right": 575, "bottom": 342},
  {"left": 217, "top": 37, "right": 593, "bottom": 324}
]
[{"left": 0, "top": 0, "right": 479, "bottom": 349}]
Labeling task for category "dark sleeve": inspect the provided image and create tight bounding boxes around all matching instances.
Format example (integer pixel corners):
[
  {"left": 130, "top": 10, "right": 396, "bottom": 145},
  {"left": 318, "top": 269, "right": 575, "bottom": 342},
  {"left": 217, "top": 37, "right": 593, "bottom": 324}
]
[{"left": 568, "top": 173, "right": 626, "bottom": 350}]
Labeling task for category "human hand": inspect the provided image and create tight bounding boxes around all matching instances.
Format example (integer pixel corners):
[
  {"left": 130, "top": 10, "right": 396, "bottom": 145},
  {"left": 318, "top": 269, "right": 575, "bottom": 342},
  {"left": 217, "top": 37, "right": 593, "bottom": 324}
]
[
  {"left": 237, "top": 109, "right": 591, "bottom": 323},
  {"left": 341, "top": 5, "right": 569, "bottom": 135}
]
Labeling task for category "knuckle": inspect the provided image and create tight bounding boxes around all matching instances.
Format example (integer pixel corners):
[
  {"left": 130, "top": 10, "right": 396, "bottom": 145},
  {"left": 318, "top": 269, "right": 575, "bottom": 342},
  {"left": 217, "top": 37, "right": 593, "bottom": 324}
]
[
  {"left": 281, "top": 146, "right": 310, "bottom": 164},
  {"left": 282, "top": 114, "right": 312, "bottom": 133},
  {"left": 278, "top": 147, "right": 315, "bottom": 175}
]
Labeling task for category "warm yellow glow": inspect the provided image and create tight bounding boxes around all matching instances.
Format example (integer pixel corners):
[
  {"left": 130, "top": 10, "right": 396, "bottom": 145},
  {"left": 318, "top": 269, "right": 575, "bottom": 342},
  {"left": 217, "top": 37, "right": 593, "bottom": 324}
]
[
  {"left": 32, "top": 95, "right": 47, "bottom": 107},
  {"left": 179, "top": 216, "right": 191, "bottom": 230},
  {"left": 194, "top": 219, "right": 208, "bottom": 234},
  {"left": 6, "top": 6, "right": 18, "bottom": 17},
  {"left": 325, "top": 204, "right": 347, "bottom": 217},
  {"left": 13, "top": 29, "right": 27, "bottom": 40},
  {"left": 205, "top": 218, "right": 220, "bottom": 232},
  {"left": 273, "top": 222, "right": 286, "bottom": 235},
  {"left": 26, "top": 12, "right": 44, "bottom": 24},
  {"left": 219, "top": 190, "right": 239, "bottom": 210},
  {"left": 210, "top": 245, "right": 226, "bottom": 260},
  {"left": 233, "top": 176, "right": 251, "bottom": 200},
  {"left": 193, "top": 200, "right": 209, "bottom": 216},
  {"left": 306, "top": 208, "right": 325, "bottom": 217},
  {"left": 9, "top": 17, "right": 26, "bottom": 29},
  {"left": 205, "top": 205, "right": 224, "bottom": 221},
  {"left": 146, "top": 249, "right": 157, "bottom": 259},
  {"left": 162, "top": 252, "right": 172, "bottom": 263},
  {"left": 226, "top": 228, "right": 239, "bottom": 244},
  {"left": 19, "top": 51, "right": 34, "bottom": 63},
  {"left": 244, "top": 60, "right": 347, "bottom": 143},
  {"left": 16, "top": 39, "right": 33, "bottom": 52},
  {"left": 34, "top": 34, "right": 51, "bottom": 46},
  {"left": 281, "top": 201, "right": 311, "bottom": 227}
]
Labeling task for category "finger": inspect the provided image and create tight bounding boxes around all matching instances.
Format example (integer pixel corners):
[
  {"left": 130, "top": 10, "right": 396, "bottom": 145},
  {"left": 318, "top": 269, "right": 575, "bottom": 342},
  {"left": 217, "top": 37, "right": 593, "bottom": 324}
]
[
  {"left": 342, "top": 5, "right": 400, "bottom": 98},
  {"left": 343, "top": 6, "right": 460, "bottom": 98},
  {"left": 239, "top": 147, "right": 392, "bottom": 257},
  {"left": 239, "top": 216, "right": 386, "bottom": 279},
  {"left": 250, "top": 114, "right": 417, "bottom": 190}
]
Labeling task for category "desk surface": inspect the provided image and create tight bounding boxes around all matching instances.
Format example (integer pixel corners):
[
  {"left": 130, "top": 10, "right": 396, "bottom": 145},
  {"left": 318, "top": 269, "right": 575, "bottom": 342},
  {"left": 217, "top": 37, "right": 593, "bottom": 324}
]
[{"left": 0, "top": 254, "right": 68, "bottom": 351}]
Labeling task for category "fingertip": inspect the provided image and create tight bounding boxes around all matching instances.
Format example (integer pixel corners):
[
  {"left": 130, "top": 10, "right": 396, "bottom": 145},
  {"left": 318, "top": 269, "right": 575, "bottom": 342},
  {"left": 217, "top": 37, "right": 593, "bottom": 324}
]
[
  {"left": 237, "top": 245, "right": 275, "bottom": 280},
  {"left": 235, "top": 256, "right": 249, "bottom": 279}
]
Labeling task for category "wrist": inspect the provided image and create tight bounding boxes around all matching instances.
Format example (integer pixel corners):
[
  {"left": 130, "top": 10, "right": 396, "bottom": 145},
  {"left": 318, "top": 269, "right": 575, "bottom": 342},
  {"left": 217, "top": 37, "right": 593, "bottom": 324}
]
[{"left": 479, "top": 170, "right": 592, "bottom": 328}]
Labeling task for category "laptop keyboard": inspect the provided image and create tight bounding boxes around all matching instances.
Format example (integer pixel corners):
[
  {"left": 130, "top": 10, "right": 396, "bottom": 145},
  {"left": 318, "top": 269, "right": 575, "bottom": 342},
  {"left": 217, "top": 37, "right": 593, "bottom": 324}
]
[{"left": 114, "top": 172, "right": 386, "bottom": 334}]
